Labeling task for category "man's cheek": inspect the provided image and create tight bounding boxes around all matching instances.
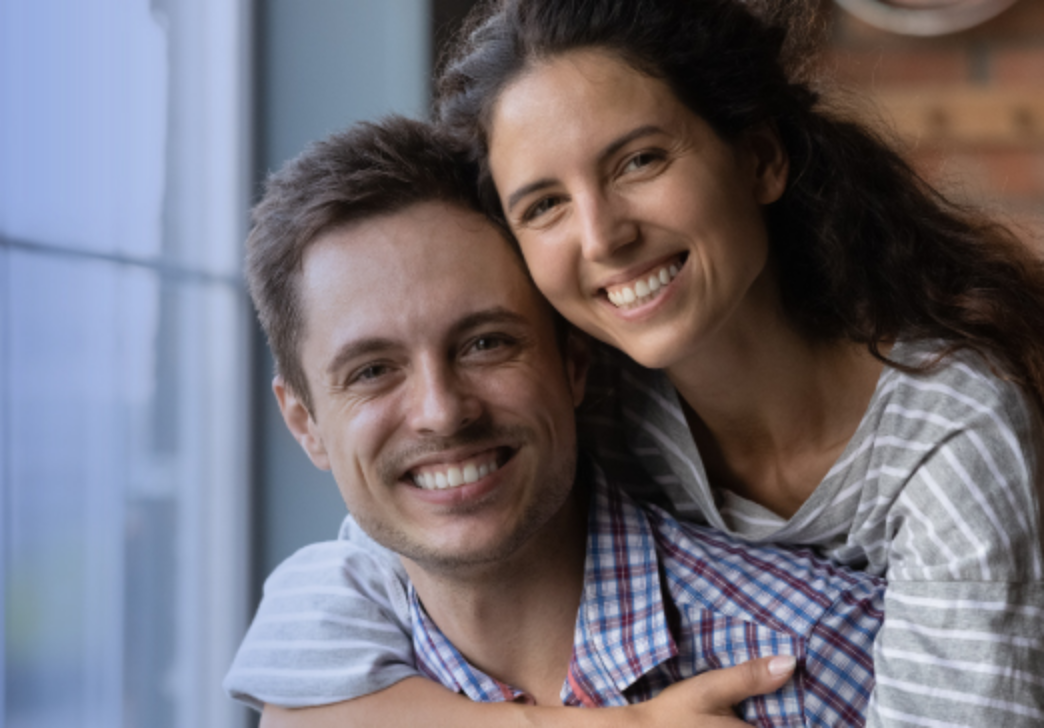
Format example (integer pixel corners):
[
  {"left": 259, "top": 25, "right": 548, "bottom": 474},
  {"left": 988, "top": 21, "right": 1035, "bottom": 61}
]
[{"left": 331, "top": 453, "right": 381, "bottom": 509}]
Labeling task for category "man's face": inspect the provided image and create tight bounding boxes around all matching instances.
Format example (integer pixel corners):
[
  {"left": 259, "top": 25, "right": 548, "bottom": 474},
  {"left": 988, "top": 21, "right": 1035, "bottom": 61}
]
[{"left": 277, "top": 201, "right": 587, "bottom": 574}]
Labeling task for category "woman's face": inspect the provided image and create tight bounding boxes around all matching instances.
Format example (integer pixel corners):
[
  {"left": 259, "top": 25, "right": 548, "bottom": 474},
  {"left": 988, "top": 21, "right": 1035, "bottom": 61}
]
[{"left": 487, "top": 49, "right": 788, "bottom": 370}]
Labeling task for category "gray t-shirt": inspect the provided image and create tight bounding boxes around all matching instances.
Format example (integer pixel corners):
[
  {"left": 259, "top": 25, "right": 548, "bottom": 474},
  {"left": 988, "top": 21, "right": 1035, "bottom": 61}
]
[{"left": 225, "top": 340, "right": 1044, "bottom": 726}]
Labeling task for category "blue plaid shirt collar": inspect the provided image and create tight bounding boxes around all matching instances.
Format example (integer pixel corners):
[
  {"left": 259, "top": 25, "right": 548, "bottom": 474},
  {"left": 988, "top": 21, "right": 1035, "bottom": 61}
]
[{"left": 409, "top": 465, "right": 678, "bottom": 706}]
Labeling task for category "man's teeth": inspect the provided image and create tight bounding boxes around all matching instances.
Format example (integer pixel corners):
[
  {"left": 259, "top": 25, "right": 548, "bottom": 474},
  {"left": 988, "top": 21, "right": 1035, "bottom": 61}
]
[
  {"left": 412, "top": 455, "right": 500, "bottom": 490},
  {"left": 606, "top": 262, "right": 681, "bottom": 309}
]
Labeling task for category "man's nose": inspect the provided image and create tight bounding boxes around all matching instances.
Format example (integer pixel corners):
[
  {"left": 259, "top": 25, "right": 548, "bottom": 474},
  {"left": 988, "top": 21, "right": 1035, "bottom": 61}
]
[
  {"left": 405, "top": 358, "right": 480, "bottom": 435},
  {"left": 575, "top": 191, "right": 638, "bottom": 262}
]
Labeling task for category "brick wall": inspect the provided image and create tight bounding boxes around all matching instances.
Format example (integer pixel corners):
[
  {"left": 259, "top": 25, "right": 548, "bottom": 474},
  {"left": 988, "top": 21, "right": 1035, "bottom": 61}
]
[{"left": 823, "top": 0, "right": 1044, "bottom": 254}]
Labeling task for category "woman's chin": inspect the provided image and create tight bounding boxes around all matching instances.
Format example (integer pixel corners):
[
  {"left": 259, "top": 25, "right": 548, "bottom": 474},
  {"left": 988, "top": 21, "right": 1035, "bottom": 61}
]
[{"left": 607, "top": 330, "right": 690, "bottom": 372}]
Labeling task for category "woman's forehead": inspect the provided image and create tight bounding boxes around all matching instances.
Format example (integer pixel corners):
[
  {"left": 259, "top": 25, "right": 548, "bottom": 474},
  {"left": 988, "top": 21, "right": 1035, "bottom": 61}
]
[
  {"left": 487, "top": 50, "right": 702, "bottom": 185},
  {"left": 492, "top": 52, "right": 681, "bottom": 142}
]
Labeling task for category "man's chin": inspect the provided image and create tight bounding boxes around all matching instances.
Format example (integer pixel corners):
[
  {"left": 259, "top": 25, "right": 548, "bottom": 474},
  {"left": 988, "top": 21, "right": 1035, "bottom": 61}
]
[
  {"left": 363, "top": 448, "right": 579, "bottom": 579},
  {"left": 394, "top": 526, "right": 537, "bottom": 577},
  {"left": 377, "top": 497, "right": 570, "bottom": 579}
]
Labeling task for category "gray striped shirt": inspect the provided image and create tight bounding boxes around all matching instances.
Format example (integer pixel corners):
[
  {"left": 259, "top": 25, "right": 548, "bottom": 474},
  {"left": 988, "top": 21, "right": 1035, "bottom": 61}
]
[{"left": 225, "top": 339, "right": 1044, "bottom": 726}]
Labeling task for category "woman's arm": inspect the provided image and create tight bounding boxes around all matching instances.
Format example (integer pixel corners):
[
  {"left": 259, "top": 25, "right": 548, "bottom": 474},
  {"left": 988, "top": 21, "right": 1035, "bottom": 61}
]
[
  {"left": 223, "top": 535, "right": 417, "bottom": 711},
  {"left": 867, "top": 369, "right": 1044, "bottom": 727},
  {"left": 260, "top": 657, "right": 798, "bottom": 728}
]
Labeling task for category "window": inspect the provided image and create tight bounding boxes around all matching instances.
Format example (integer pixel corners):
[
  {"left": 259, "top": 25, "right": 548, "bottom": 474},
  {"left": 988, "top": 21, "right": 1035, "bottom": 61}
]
[{"left": 1, "top": 1, "right": 252, "bottom": 726}]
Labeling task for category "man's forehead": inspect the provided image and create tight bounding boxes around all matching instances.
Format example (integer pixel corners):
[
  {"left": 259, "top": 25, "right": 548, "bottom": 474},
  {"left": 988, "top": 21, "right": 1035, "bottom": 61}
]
[
  {"left": 310, "top": 200, "right": 521, "bottom": 277},
  {"left": 300, "top": 200, "right": 546, "bottom": 352}
]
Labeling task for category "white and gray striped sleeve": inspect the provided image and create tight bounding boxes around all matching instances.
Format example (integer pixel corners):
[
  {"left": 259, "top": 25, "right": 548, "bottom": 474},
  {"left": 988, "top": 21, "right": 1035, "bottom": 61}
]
[
  {"left": 222, "top": 530, "right": 417, "bottom": 711},
  {"left": 868, "top": 372, "right": 1044, "bottom": 728}
]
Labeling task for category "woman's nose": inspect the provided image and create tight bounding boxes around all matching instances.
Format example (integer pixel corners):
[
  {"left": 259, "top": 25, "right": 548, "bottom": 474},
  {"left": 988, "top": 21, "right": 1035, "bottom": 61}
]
[{"left": 575, "top": 192, "right": 638, "bottom": 262}]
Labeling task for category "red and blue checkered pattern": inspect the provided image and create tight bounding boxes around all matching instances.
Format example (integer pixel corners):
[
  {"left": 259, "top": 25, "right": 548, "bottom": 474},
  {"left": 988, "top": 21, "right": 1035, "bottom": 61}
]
[{"left": 411, "top": 465, "right": 884, "bottom": 727}]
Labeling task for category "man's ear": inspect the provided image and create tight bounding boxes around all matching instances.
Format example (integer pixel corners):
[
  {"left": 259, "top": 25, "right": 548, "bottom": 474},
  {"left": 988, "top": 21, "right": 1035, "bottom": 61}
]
[
  {"left": 744, "top": 122, "right": 789, "bottom": 205},
  {"left": 272, "top": 375, "right": 331, "bottom": 471},
  {"left": 564, "top": 328, "right": 591, "bottom": 408}
]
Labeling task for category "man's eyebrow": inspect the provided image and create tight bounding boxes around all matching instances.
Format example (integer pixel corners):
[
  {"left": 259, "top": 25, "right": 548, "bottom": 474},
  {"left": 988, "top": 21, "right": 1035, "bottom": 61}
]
[
  {"left": 449, "top": 307, "right": 530, "bottom": 338},
  {"left": 324, "top": 308, "right": 530, "bottom": 378},
  {"left": 504, "top": 124, "right": 667, "bottom": 214},
  {"left": 325, "top": 337, "right": 397, "bottom": 379}
]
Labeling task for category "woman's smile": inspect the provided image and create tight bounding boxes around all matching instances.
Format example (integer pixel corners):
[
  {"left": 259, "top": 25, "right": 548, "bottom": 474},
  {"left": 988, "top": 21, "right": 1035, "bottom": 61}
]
[{"left": 601, "top": 252, "right": 686, "bottom": 311}]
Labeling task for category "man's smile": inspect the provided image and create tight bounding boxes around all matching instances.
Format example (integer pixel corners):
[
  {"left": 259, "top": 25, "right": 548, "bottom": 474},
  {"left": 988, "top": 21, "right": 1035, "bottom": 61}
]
[{"left": 407, "top": 446, "right": 515, "bottom": 490}]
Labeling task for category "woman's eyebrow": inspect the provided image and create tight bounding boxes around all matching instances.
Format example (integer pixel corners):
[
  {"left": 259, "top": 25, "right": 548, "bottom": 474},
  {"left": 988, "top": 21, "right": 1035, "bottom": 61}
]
[
  {"left": 503, "top": 124, "right": 667, "bottom": 214},
  {"left": 505, "top": 178, "right": 556, "bottom": 215},
  {"left": 599, "top": 124, "right": 665, "bottom": 164}
]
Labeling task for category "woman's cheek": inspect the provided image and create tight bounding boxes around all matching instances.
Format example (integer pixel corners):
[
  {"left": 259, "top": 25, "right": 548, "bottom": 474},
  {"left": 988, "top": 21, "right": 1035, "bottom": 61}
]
[{"left": 520, "top": 236, "right": 567, "bottom": 298}]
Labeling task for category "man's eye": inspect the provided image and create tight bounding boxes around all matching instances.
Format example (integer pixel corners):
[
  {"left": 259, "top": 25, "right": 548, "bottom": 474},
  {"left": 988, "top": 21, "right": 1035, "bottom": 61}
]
[
  {"left": 351, "top": 363, "right": 390, "bottom": 384},
  {"left": 472, "top": 336, "right": 504, "bottom": 352},
  {"left": 466, "top": 334, "right": 517, "bottom": 357}
]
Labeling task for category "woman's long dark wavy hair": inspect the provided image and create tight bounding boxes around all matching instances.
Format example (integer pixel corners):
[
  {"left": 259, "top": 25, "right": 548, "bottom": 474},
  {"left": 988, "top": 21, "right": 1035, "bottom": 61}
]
[{"left": 434, "top": 0, "right": 1044, "bottom": 410}]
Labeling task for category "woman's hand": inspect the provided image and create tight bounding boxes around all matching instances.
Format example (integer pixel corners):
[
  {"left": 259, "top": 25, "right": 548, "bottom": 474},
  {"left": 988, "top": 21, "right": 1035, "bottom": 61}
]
[
  {"left": 259, "top": 655, "right": 795, "bottom": 728},
  {"left": 626, "top": 655, "right": 797, "bottom": 727}
]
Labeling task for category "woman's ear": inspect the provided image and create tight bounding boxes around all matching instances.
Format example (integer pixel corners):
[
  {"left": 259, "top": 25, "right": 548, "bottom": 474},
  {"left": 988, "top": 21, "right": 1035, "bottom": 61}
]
[
  {"left": 744, "top": 122, "right": 789, "bottom": 205},
  {"left": 273, "top": 375, "right": 331, "bottom": 471}
]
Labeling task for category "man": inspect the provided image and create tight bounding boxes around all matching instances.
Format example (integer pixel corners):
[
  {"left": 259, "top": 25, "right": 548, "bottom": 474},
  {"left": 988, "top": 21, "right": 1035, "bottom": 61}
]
[{"left": 225, "top": 117, "right": 883, "bottom": 727}]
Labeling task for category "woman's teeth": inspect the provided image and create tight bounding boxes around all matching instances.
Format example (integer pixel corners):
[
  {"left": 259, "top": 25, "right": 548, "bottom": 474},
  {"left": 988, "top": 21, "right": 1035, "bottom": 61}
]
[
  {"left": 411, "top": 454, "right": 500, "bottom": 490},
  {"left": 606, "top": 262, "right": 680, "bottom": 309}
]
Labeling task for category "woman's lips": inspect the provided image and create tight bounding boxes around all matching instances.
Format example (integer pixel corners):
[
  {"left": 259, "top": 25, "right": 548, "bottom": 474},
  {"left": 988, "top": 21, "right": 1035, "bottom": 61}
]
[{"left": 603, "top": 254, "right": 686, "bottom": 310}]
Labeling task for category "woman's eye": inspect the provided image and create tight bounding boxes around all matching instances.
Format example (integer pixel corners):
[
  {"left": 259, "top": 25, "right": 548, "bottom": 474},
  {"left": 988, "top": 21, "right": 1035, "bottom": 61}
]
[
  {"left": 522, "top": 196, "right": 560, "bottom": 223},
  {"left": 623, "top": 151, "right": 663, "bottom": 173}
]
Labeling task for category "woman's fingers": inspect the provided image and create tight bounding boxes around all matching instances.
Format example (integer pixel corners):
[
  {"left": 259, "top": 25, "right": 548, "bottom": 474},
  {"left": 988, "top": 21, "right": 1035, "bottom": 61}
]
[
  {"left": 629, "top": 655, "right": 797, "bottom": 726},
  {"left": 687, "top": 656, "right": 797, "bottom": 713}
]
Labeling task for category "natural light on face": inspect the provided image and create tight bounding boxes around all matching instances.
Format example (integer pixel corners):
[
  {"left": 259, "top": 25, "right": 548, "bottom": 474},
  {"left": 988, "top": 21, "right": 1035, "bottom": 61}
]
[
  {"left": 290, "top": 202, "right": 585, "bottom": 574},
  {"left": 487, "top": 49, "right": 786, "bottom": 372}
]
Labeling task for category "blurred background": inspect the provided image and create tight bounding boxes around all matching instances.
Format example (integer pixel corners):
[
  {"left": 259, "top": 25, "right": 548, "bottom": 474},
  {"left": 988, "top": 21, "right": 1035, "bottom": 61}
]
[{"left": 0, "top": 1, "right": 1040, "bottom": 726}]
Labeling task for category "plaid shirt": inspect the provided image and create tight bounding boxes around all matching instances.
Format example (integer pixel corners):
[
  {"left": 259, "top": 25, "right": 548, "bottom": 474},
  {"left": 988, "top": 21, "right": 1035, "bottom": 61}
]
[{"left": 411, "top": 464, "right": 885, "bottom": 727}]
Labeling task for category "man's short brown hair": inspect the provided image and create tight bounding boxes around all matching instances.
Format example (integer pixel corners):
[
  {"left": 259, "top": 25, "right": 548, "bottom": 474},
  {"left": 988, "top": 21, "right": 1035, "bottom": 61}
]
[{"left": 246, "top": 116, "right": 484, "bottom": 413}]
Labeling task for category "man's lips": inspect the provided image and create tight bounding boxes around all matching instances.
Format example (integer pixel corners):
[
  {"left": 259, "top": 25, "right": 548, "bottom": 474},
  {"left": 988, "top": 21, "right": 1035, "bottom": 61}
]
[{"left": 404, "top": 446, "right": 515, "bottom": 491}]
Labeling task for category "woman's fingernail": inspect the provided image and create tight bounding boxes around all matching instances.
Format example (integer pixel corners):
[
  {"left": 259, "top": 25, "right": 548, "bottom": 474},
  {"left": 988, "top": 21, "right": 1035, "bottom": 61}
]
[{"left": 768, "top": 655, "right": 797, "bottom": 676}]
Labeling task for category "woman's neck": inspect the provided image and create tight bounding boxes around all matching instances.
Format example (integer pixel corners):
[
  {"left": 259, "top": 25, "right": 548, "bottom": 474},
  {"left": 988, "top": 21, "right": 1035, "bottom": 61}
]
[{"left": 666, "top": 302, "right": 887, "bottom": 518}]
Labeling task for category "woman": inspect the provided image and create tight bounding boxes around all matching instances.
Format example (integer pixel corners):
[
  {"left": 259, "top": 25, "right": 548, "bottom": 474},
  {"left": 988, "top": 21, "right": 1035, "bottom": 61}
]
[{"left": 245, "top": 0, "right": 1044, "bottom": 725}]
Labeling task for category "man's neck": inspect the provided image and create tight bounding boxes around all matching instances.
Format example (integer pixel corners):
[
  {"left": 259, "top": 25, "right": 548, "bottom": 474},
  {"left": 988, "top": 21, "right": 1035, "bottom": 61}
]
[{"left": 402, "top": 484, "right": 589, "bottom": 705}]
